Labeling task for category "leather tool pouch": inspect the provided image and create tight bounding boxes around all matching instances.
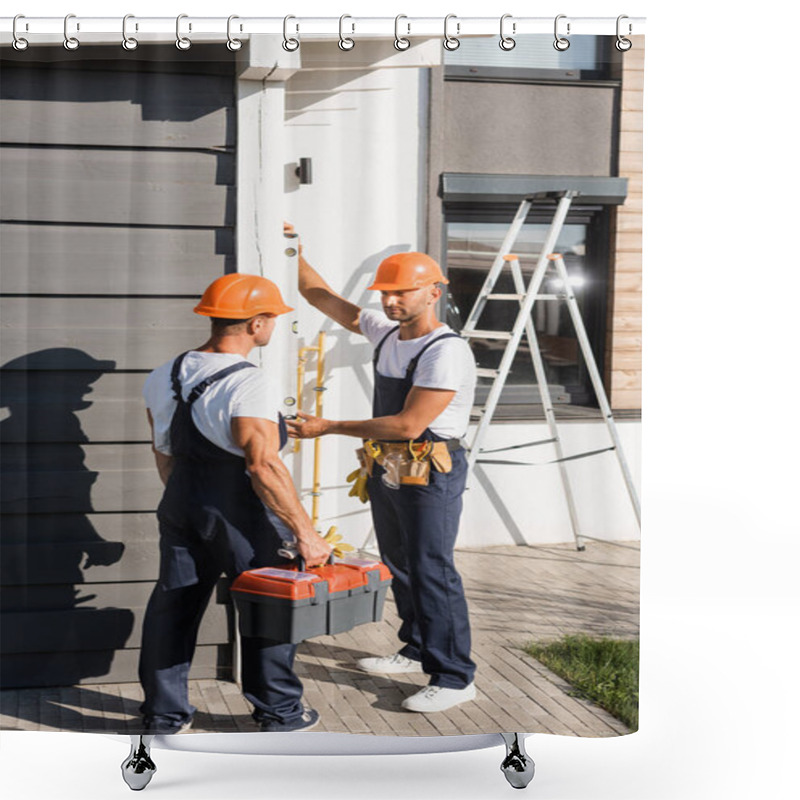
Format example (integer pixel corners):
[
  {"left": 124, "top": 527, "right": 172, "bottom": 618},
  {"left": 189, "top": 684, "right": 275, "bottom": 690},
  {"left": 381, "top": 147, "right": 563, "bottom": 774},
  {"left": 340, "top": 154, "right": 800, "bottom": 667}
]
[
  {"left": 357, "top": 446, "right": 375, "bottom": 477},
  {"left": 399, "top": 458, "right": 431, "bottom": 486},
  {"left": 430, "top": 442, "right": 453, "bottom": 474}
]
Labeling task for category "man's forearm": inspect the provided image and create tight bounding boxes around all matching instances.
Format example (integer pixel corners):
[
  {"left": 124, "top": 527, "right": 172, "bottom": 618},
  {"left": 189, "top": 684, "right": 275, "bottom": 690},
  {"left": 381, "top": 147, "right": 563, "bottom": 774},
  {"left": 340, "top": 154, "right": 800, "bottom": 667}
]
[
  {"left": 325, "top": 415, "right": 424, "bottom": 441},
  {"left": 298, "top": 253, "right": 331, "bottom": 305},
  {"left": 248, "top": 456, "right": 319, "bottom": 543}
]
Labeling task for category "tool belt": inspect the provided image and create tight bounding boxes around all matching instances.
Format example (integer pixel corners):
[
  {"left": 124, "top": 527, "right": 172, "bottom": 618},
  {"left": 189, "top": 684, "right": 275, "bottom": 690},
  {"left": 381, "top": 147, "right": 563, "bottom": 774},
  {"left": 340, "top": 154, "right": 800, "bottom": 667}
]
[{"left": 357, "top": 438, "right": 461, "bottom": 486}]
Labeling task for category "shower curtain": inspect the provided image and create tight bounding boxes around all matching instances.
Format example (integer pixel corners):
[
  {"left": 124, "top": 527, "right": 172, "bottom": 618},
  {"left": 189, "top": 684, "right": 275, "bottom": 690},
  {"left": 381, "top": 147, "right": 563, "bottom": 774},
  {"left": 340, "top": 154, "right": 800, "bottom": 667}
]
[{"left": 0, "top": 28, "right": 642, "bottom": 744}]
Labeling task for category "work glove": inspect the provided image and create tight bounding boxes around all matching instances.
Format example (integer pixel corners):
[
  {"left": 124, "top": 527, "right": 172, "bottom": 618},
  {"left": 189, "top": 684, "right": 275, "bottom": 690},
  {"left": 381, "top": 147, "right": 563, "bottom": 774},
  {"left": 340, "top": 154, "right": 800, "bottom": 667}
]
[
  {"left": 323, "top": 526, "right": 355, "bottom": 559},
  {"left": 346, "top": 467, "right": 370, "bottom": 504}
]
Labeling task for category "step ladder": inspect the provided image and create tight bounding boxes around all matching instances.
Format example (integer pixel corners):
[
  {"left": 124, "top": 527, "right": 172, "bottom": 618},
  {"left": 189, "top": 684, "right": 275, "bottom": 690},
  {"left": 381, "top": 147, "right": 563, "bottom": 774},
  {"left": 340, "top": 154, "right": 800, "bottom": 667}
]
[{"left": 460, "top": 192, "right": 641, "bottom": 550}]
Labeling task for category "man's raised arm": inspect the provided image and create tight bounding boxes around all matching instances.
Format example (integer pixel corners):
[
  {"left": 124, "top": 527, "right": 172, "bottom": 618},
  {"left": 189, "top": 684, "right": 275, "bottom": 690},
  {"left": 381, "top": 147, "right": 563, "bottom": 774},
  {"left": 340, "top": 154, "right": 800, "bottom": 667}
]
[{"left": 285, "top": 222, "right": 362, "bottom": 334}]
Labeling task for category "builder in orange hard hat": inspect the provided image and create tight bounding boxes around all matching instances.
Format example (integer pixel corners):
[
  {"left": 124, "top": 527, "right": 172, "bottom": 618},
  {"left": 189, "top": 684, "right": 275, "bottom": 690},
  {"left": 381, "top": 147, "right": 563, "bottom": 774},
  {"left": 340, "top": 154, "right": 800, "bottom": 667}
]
[
  {"left": 139, "top": 272, "right": 331, "bottom": 736},
  {"left": 285, "top": 223, "right": 478, "bottom": 714}
]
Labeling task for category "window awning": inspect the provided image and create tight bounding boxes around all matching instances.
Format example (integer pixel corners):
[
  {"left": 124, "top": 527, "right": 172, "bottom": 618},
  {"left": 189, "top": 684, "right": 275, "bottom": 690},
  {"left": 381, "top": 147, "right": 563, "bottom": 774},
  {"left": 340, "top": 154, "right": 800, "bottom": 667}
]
[{"left": 441, "top": 174, "right": 629, "bottom": 205}]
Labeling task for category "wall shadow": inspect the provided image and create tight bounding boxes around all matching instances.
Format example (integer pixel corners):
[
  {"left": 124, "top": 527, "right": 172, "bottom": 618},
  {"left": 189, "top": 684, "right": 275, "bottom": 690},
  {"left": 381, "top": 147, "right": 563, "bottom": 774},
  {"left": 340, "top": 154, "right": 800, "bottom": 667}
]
[{"left": 0, "top": 348, "right": 134, "bottom": 693}]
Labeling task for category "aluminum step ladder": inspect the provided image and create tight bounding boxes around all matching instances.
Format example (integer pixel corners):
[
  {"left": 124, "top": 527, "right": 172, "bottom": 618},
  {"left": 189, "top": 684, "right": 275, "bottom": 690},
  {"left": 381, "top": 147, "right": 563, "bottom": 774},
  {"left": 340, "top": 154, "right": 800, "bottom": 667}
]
[{"left": 460, "top": 191, "right": 641, "bottom": 550}]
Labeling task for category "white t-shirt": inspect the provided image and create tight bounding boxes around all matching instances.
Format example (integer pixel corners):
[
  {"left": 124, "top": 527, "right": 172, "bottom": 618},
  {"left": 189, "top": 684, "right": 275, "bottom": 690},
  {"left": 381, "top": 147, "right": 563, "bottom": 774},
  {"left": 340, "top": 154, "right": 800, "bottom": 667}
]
[
  {"left": 143, "top": 351, "right": 282, "bottom": 457},
  {"left": 358, "top": 308, "right": 476, "bottom": 439}
]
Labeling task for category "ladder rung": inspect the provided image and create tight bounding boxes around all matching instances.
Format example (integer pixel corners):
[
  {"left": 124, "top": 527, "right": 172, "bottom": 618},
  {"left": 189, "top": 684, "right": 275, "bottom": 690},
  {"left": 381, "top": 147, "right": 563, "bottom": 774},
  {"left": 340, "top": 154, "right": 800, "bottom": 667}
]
[
  {"left": 481, "top": 293, "right": 561, "bottom": 302},
  {"left": 462, "top": 329, "right": 513, "bottom": 340},
  {"left": 475, "top": 367, "right": 500, "bottom": 378}
]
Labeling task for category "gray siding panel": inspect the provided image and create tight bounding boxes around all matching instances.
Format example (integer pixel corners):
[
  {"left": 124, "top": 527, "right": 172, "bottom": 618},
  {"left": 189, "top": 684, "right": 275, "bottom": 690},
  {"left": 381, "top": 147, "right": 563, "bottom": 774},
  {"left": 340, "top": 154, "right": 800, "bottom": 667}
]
[
  {"left": 1, "top": 600, "right": 229, "bottom": 654},
  {"left": 1, "top": 225, "right": 233, "bottom": 295},
  {"left": 1, "top": 67, "right": 234, "bottom": 148},
  {"left": 1, "top": 645, "right": 230, "bottom": 689},
  {"left": 0, "top": 297, "right": 209, "bottom": 370},
  {"left": 0, "top": 397, "right": 152, "bottom": 443},
  {"left": 1, "top": 54, "right": 237, "bottom": 689},
  {"left": 0, "top": 372, "right": 151, "bottom": 442},
  {"left": 0, "top": 512, "right": 155, "bottom": 547}
]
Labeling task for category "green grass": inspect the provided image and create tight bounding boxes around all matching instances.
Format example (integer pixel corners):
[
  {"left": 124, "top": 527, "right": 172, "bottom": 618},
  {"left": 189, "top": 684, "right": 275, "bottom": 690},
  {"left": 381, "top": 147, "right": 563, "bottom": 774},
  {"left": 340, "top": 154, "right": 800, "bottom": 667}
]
[{"left": 525, "top": 635, "right": 639, "bottom": 731}]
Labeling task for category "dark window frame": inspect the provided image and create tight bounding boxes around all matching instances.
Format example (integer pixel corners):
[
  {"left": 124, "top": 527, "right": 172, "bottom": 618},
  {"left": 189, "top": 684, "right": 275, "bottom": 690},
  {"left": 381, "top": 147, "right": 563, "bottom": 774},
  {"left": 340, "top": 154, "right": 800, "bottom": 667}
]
[
  {"left": 443, "top": 35, "right": 619, "bottom": 86},
  {"left": 441, "top": 199, "right": 613, "bottom": 413}
]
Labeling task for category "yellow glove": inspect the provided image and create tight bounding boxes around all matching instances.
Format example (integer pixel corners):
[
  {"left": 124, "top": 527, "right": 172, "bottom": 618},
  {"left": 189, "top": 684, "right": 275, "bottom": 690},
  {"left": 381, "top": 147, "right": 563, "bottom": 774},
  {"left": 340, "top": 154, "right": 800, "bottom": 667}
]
[
  {"left": 322, "top": 526, "right": 355, "bottom": 559},
  {"left": 346, "top": 467, "right": 370, "bottom": 504}
]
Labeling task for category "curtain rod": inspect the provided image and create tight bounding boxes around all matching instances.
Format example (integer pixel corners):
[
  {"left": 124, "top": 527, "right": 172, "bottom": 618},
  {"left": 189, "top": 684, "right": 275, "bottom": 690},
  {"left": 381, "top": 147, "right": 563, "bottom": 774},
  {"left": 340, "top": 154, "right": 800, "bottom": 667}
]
[{"left": 2, "top": 16, "right": 645, "bottom": 50}]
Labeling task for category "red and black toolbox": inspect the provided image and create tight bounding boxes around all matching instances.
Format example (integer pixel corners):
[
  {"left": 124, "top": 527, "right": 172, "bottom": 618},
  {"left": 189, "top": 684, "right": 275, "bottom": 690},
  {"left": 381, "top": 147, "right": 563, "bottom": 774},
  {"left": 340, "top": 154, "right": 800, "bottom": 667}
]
[{"left": 231, "top": 557, "right": 392, "bottom": 644}]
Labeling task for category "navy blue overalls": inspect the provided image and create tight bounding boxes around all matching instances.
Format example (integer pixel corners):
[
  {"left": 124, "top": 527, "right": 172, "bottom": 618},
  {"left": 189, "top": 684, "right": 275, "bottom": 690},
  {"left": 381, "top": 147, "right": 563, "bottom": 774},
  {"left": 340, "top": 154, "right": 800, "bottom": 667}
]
[
  {"left": 138, "top": 352, "right": 304, "bottom": 732},
  {"left": 366, "top": 328, "right": 476, "bottom": 690}
]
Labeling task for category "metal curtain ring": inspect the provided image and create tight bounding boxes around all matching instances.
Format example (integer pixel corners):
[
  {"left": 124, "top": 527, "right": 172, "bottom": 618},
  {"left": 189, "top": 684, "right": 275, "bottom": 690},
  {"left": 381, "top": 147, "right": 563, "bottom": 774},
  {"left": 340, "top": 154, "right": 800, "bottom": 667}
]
[
  {"left": 283, "top": 15, "right": 299, "bottom": 51},
  {"left": 63, "top": 13, "right": 80, "bottom": 51},
  {"left": 499, "top": 13, "right": 516, "bottom": 51},
  {"left": 338, "top": 14, "right": 355, "bottom": 51},
  {"left": 443, "top": 14, "right": 460, "bottom": 51},
  {"left": 122, "top": 14, "right": 138, "bottom": 51},
  {"left": 226, "top": 15, "right": 242, "bottom": 51},
  {"left": 12, "top": 15, "right": 29, "bottom": 51},
  {"left": 553, "top": 14, "right": 570, "bottom": 51},
  {"left": 176, "top": 14, "right": 191, "bottom": 50},
  {"left": 615, "top": 15, "right": 633, "bottom": 51},
  {"left": 394, "top": 14, "right": 410, "bottom": 51}
]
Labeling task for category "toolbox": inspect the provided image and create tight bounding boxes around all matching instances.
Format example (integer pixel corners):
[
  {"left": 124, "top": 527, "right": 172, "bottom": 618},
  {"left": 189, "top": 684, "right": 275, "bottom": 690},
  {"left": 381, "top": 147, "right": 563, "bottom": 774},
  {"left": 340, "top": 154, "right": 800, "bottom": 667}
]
[{"left": 231, "top": 558, "right": 392, "bottom": 644}]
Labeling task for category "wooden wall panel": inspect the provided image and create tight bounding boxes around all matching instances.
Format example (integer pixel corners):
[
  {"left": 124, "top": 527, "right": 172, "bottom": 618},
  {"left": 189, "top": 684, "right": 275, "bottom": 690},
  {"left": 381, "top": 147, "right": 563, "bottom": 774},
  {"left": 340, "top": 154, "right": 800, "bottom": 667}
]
[{"left": 609, "top": 36, "right": 644, "bottom": 411}]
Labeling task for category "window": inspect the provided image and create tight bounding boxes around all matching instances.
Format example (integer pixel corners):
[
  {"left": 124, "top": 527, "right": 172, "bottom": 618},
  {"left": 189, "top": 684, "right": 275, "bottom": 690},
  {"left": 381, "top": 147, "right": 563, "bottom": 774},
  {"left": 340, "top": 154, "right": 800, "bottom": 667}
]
[
  {"left": 444, "top": 203, "right": 611, "bottom": 411},
  {"left": 444, "top": 34, "right": 616, "bottom": 83}
]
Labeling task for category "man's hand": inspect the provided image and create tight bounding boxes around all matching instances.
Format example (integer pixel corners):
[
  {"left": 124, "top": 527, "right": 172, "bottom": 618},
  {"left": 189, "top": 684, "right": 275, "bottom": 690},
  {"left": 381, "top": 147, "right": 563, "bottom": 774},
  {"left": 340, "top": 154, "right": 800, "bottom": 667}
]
[
  {"left": 283, "top": 221, "right": 302, "bottom": 254},
  {"left": 296, "top": 534, "right": 333, "bottom": 568},
  {"left": 285, "top": 411, "right": 331, "bottom": 440}
]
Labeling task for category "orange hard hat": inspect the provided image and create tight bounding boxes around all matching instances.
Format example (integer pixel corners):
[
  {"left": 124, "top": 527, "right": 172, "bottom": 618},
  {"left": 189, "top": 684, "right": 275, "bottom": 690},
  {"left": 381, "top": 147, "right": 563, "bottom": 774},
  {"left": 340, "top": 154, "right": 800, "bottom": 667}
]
[
  {"left": 194, "top": 273, "right": 293, "bottom": 319},
  {"left": 367, "top": 252, "right": 449, "bottom": 291}
]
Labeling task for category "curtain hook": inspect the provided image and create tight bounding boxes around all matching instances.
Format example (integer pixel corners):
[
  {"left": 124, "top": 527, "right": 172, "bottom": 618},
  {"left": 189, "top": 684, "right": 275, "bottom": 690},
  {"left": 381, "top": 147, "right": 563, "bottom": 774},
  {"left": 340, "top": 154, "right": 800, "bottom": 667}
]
[
  {"left": 12, "top": 15, "right": 29, "bottom": 51},
  {"left": 226, "top": 15, "right": 242, "bottom": 51},
  {"left": 176, "top": 14, "right": 191, "bottom": 50},
  {"left": 443, "top": 14, "right": 460, "bottom": 51},
  {"left": 553, "top": 14, "right": 570, "bottom": 51},
  {"left": 499, "top": 14, "right": 516, "bottom": 51},
  {"left": 615, "top": 15, "right": 633, "bottom": 52},
  {"left": 338, "top": 14, "right": 355, "bottom": 51},
  {"left": 63, "top": 13, "right": 80, "bottom": 51},
  {"left": 394, "top": 14, "right": 411, "bottom": 51},
  {"left": 283, "top": 15, "right": 299, "bottom": 51},
  {"left": 122, "top": 14, "right": 138, "bottom": 51}
]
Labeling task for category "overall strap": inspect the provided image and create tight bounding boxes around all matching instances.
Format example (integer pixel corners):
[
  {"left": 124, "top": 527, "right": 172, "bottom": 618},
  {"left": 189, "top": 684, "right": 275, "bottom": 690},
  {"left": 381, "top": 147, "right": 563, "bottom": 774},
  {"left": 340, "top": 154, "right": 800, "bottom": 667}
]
[
  {"left": 170, "top": 352, "right": 190, "bottom": 401},
  {"left": 372, "top": 326, "right": 401, "bottom": 367},
  {"left": 404, "top": 332, "right": 462, "bottom": 380},
  {"left": 186, "top": 361, "right": 256, "bottom": 406}
]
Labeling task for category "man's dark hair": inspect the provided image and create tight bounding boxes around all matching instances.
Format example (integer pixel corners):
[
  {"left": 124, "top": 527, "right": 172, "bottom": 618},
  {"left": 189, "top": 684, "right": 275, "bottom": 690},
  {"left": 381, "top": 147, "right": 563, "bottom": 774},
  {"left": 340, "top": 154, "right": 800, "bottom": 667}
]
[{"left": 210, "top": 317, "right": 248, "bottom": 334}]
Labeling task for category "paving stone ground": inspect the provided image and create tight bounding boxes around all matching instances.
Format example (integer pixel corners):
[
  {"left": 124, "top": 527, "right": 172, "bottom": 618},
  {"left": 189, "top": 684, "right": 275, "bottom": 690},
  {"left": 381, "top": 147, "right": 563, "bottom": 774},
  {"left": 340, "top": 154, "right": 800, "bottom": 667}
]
[{"left": 0, "top": 540, "right": 639, "bottom": 737}]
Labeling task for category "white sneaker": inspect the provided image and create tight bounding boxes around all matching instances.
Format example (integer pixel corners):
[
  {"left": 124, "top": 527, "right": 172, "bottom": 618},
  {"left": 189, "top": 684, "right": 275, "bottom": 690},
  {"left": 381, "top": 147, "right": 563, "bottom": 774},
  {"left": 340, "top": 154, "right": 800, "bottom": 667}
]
[
  {"left": 401, "top": 683, "right": 477, "bottom": 713},
  {"left": 356, "top": 653, "right": 424, "bottom": 675}
]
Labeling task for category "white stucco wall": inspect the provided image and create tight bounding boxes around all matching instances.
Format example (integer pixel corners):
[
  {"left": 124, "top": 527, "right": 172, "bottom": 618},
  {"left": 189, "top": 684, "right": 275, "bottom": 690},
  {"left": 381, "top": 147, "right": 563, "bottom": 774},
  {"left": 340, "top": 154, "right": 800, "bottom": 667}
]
[{"left": 240, "top": 56, "right": 641, "bottom": 550}]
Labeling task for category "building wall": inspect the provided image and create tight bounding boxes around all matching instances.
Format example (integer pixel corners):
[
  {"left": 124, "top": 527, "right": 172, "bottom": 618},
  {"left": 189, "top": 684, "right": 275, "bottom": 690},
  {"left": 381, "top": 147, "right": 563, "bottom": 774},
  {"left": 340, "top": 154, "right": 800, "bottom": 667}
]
[
  {"left": 275, "top": 59, "right": 641, "bottom": 551},
  {"left": 609, "top": 37, "right": 645, "bottom": 410},
  {"left": 0, "top": 47, "right": 237, "bottom": 688}
]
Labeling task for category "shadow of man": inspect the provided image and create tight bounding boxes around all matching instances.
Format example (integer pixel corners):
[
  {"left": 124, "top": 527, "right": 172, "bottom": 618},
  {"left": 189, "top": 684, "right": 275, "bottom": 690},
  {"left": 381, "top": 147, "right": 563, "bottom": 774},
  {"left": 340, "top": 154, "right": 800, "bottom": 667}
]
[{"left": 1, "top": 348, "right": 135, "bottom": 708}]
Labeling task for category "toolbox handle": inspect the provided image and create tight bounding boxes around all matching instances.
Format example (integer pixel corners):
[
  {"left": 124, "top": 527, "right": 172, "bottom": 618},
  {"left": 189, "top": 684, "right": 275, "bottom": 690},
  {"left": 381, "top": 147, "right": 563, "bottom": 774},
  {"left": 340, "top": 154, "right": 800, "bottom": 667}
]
[{"left": 296, "top": 553, "right": 334, "bottom": 573}]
